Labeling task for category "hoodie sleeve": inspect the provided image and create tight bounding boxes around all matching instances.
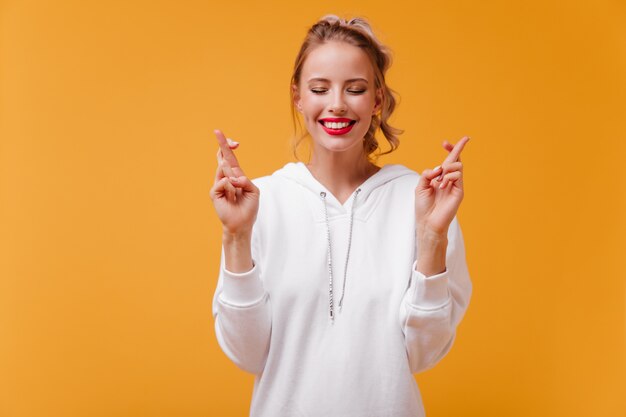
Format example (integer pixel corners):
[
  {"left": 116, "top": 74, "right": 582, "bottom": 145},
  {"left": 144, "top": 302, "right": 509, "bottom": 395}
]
[
  {"left": 212, "top": 232, "right": 272, "bottom": 375},
  {"left": 399, "top": 216, "right": 472, "bottom": 374}
]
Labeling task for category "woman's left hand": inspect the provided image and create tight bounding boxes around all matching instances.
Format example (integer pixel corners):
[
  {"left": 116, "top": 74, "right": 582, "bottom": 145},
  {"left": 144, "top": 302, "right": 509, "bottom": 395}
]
[{"left": 415, "top": 136, "right": 470, "bottom": 237}]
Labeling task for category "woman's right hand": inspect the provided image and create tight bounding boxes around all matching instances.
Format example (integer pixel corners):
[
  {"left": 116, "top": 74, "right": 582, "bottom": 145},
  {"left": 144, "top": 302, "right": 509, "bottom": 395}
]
[{"left": 209, "top": 129, "right": 260, "bottom": 237}]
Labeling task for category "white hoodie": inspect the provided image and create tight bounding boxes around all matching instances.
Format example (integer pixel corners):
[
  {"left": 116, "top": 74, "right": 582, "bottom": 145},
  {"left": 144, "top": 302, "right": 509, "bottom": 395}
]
[{"left": 212, "top": 161, "right": 472, "bottom": 417}]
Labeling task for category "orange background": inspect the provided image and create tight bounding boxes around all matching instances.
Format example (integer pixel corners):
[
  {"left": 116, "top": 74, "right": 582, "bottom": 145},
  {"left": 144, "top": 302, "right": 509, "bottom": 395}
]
[{"left": 1, "top": 0, "right": 625, "bottom": 416}]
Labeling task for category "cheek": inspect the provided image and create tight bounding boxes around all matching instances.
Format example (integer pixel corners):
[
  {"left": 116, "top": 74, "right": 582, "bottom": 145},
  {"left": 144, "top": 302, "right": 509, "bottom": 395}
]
[
  {"left": 301, "top": 98, "right": 324, "bottom": 121},
  {"left": 350, "top": 95, "right": 376, "bottom": 114}
]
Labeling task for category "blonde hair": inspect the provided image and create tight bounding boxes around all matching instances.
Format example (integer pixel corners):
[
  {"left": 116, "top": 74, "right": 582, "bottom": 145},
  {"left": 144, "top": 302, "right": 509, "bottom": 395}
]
[{"left": 290, "top": 15, "right": 403, "bottom": 162}]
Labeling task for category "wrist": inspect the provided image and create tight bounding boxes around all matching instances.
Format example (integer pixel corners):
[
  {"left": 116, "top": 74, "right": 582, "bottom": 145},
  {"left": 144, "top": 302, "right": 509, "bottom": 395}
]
[
  {"left": 416, "top": 225, "right": 448, "bottom": 245},
  {"left": 222, "top": 231, "right": 253, "bottom": 273},
  {"left": 222, "top": 229, "right": 252, "bottom": 243},
  {"left": 415, "top": 229, "right": 448, "bottom": 277},
  {"left": 415, "top": 246, "right": 447, "bottom": 277},
  {"left": 416, "top": 234, "right": 448, "bottom": 258}
]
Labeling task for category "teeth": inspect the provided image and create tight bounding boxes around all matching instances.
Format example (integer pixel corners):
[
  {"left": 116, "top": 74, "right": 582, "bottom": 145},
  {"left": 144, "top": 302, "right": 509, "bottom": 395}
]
[{"left": 323, "top": 121, "right": 351, "bottom": 129}]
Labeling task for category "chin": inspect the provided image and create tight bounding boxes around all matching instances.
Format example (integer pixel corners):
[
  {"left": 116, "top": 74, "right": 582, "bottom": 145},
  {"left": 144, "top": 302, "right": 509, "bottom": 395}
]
[
  {"left": 317, "top": 137, "right": 364, "bottom": 153},
  {"left": 307, "top": 125, "right": 368, "bottom": 153}
]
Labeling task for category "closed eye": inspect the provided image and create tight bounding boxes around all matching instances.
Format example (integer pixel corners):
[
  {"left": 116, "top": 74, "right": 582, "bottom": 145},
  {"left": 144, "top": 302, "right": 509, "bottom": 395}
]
[{"left": 310, "top": 89, "right": 366, "bottom": 94}]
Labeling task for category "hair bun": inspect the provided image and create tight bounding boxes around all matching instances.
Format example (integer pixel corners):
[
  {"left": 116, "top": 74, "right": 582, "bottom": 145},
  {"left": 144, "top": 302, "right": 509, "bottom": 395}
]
[{"left": 319, "top": 14, "right": 346, "bottom": 25}]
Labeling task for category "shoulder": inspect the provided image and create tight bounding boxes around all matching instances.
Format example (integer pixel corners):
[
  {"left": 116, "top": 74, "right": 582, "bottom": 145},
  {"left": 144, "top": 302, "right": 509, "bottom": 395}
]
[
  {"left": 248, "top": 164, "right": 301, "bottom": 213},
  {"left": 250, "top": 161, "right": 304, "bottom": 192},
  {"left": 249, "top": 172, "right": 286, "bottom": 194},
  {"left": 250, "top": 174, "right": 273, "bottom": 189},
  {"left": 381, "top": 163, "right": 421, "bottom": 188}
]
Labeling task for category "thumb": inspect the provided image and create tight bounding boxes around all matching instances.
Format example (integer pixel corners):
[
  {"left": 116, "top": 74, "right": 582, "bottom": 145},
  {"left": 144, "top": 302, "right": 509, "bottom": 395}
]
[{"left": 416, "top": 166, "right": 442, "bottom": 190}]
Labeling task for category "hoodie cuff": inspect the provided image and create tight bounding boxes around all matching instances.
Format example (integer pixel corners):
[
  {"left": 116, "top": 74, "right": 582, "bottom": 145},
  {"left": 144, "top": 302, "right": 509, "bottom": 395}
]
[
  {"left": 409, "top": 260, "right": 450, "bottom": 309},
  {"left": 221, "top": 260, "right": 266, "bottom": 306}
]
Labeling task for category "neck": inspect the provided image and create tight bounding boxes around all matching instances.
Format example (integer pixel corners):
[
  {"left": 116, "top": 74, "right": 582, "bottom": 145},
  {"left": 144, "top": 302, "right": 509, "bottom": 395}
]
[{"left": 306, "top": 143, "right": 379, "bottom": 202}]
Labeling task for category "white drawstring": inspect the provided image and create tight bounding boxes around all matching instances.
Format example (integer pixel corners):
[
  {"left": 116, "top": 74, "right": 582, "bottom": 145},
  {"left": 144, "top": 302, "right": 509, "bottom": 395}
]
[{"left": 320, "top": 188, "right": 361, "bottom": 323}]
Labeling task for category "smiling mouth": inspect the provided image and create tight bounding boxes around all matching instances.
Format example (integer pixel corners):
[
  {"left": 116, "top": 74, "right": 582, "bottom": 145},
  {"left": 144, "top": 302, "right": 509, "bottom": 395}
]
[{"left": 318, "top": 120, "right": 357, "bottom": 129}]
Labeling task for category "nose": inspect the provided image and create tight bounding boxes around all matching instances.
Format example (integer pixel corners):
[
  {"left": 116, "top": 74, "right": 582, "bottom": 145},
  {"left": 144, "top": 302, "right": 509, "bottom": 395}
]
[{"left": 329, "top": 90, "right": 347, "bottom": 114}]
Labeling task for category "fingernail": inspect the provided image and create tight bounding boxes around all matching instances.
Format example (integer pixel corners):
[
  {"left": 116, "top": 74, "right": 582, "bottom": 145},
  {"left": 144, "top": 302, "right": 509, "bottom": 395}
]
[
  {"left": 227, "top": 138, "right": 239, "bottom": 146},
  {"left": 433, "top": 166, "right": 442, "bottom": 181},
  {"left": 229, "top": 177, "right": 237, "bottom": 182}
]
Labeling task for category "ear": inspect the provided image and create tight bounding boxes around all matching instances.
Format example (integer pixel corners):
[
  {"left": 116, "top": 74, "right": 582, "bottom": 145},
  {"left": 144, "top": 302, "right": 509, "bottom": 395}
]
[
  {"left": 372, "top": 87, "right": 383, "bottom": 115},
  {"left": 292, "top": 84, "right": 302, "bottom": 113}
]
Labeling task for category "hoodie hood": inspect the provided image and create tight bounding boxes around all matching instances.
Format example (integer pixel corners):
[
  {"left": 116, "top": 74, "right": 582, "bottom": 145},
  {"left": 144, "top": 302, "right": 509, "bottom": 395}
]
[{"left": 274, "top": 162, "right": 416, "bottom": 222}]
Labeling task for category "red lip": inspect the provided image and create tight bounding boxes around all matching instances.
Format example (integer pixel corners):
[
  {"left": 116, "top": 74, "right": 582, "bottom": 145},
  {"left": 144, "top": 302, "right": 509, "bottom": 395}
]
[{"left": 320, "top": 121, "right": 356, "bottom": 136}]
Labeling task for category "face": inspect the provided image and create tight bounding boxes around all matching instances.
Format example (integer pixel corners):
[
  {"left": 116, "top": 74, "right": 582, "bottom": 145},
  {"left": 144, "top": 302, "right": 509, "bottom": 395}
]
[{"left": 293, "top": 41, "right": 383, "bottom": 155}]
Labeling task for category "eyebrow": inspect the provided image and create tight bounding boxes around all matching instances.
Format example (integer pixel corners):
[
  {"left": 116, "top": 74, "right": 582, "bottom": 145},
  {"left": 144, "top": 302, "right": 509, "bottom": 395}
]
[{"left": 306, "top": 77, "right": 369, "bottom": 84}]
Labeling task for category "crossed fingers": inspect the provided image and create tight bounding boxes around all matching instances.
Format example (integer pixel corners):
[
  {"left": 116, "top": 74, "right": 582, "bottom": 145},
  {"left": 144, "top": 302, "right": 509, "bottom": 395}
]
[
  {"left": 215, "top": 129, "right": 244, "bottom": 176},
  {"left": 443, "top": 136, "right": 469, "bottom": 164},
  {"left": 214, "top": 129, "right": 245, "bottom": 201},
  {"left": 435, "top": 136, "right": 470, "bottom": 189}
]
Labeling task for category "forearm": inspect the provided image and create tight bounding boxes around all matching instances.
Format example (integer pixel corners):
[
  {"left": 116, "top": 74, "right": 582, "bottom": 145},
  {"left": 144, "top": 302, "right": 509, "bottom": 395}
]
[
  {"left": 215, "top": 230, "right": 270, "bottom": 375},
  {"left": 222, "top": 231, "right": 254, "bottom": 273},
  {"left": 403, "top": 228, "right": 454, "bottom": 374},
  {"left": 415, "top": 230, "right": 448, "bottom": 277}
]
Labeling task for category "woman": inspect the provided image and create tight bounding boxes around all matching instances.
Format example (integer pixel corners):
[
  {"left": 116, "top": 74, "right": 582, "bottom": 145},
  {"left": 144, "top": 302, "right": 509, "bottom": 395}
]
[{"left": 210, "top": 15, "right": 472, "bottom": 417}]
